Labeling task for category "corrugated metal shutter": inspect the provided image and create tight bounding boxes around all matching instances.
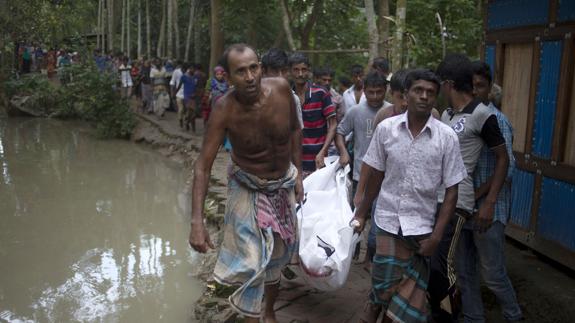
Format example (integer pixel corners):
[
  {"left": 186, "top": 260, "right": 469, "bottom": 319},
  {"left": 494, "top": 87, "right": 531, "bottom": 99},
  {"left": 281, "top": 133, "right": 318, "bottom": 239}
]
[
  {"left": 485, "top": 45, "right": 496, "bottom": 78},
  {"left": 538, "top": 177, "right": 575, "bottom": 251},
  {"left": 488, "top": 0, "right": 549, "bottom": 30},
  {"left": 558, "top": 0, "right": 575, "bottom": 22},
  {"left": 510, "top": 169, "right": 535, "bottom": 228},
  {"left": 532, "top": 41, "right": 562, "bottom": 158}
]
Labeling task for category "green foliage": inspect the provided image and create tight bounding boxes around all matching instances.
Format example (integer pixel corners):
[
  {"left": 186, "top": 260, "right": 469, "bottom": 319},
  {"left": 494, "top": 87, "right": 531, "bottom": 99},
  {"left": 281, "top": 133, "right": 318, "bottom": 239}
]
[
  {"left": 4, "top": 63, "right": 136, "bottom": 140},
  {"left": 405, "top": 0, "right": 482, "bottom": 69}
]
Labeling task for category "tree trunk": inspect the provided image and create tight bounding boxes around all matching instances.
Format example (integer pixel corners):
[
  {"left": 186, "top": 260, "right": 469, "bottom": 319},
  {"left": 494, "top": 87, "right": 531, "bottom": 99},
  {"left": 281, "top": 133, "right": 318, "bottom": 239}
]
[
  {"left": 108, "top": 0, "right": 114, "bottom": 52},
  {"left": 121, "top": 0, "right": 126, "bottom": 53},
  {"left": 364, "top": 0, "right": 379, "bottom": 65},
  {"left": 185, "top": 0, "right": 197, "bottom": 61},
  {"left": 209, "top": 0, "right": 224, "bottom": 72},
  {"left": 377, "top": 0, "right": 389, "bottom": 57},
  {"left": 167, "top": 0, "right": 173, "bottom": 58},
  {"left": 194, "top": 5, "right": 201, "bottom": 63},
  {"left": 279, "top": 0, "right": 296, "bottom": 51},
  {"left": 299, "top": 0, "right": 323, "bottom": 50},
  {"left": 137, "top": 0, "right": 142, "bottom": 58},
  {"left": 102, "top": 2, "right": 108, "bottom": 51},
  {"left": 172, "top": 0, "right": 180, "bottom": 59},
  {"left": 392, "top": 0, "right": 406, "bottom": 72},
  {"left": 127, "top": 0, "right": 131, "bottom": 58},
  {"left": 97, "top": 0, "right": 102, "bottom": 49},
  {"left": 157, "top": 0, "right": 166, "bottom": 57},
  {"left": 146, "top": 0, "right": 151, "bottom": 58}
]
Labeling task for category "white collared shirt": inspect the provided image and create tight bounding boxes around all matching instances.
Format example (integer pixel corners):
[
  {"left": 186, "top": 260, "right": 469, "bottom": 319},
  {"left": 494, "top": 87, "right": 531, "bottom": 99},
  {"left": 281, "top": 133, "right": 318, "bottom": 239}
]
[
  {"left": 363, "top": 112, "right": 467, "bottom": 236},
  {"left": 342, "top": 85, "right": 366, "bottom": 115}
]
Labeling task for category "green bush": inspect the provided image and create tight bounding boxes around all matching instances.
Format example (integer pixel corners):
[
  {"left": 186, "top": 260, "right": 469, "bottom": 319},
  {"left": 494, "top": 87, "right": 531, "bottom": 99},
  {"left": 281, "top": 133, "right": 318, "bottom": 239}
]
[{"left": 3, "top": 63, "right": 136, "bottom": 140}]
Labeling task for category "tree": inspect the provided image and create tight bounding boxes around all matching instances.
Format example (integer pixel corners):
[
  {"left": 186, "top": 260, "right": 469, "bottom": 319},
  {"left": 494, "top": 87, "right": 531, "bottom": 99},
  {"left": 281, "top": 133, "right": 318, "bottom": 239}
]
[
  {"left": 185, "top": 0, "right": 197, "bottom": 61},
  {"left": 157, "top": 0, "right": 166, "bottom": 57},
  {"left": 279, "top": 0, "right": 296, "bottom": 51},
  {"left": 172, "top": 0, "right": 180, "bottom": 59},
  {"left": 107, "top": 0, "right": 114, "bottom": 52},
  {"left": 377, "top": 0, "right": 390, "bottom": 57},
  {"left": 392, "top": 0, "right": 406, "bottom": 72},
  {"left": 365, "top": 0, "right": 379, "bottom": 65},
  {"left": 166, "top": 0, "right": 173, "bottom": 58},
  {"left": 146, "top": 0, "right": 150, "bottom": 58},
  {"left": 209, "top": 0, "right": 223, "bottom": 71},
  {"left": 137, "top": 0, "right": 142, "bottom": 58}
]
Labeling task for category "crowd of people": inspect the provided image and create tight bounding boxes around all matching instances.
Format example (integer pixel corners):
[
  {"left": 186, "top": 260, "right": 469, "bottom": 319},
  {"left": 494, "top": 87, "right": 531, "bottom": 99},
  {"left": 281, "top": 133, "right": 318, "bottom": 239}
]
[
  {"left": 187, "top": 43, "right": 521, "bottom": 323},
  {"left": 93, "top": 49, "right": 230, "bottom": 134},
  {"left": 15, "top": 42, "right": 77, "bottom": 80}
]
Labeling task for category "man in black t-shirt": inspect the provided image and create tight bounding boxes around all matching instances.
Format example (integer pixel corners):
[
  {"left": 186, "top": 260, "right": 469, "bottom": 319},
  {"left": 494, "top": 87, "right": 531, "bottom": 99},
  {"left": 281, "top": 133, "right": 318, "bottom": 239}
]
[{"left": 429, "top": 54, "right": 510, "bottom": 322}]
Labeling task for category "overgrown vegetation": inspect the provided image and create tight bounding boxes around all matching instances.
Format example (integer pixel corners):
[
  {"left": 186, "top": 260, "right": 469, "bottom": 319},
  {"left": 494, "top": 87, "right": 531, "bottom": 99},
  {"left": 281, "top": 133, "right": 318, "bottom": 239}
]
[{"left": 3, "top": 63, "right": 136, "bottom": 139}]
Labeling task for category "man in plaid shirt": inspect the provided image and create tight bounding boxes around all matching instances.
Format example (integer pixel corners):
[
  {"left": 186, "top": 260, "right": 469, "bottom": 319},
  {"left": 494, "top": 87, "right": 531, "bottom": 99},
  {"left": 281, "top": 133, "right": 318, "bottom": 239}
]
[{"left": 457, "top": 61, "right": 523, "bottom": 322}]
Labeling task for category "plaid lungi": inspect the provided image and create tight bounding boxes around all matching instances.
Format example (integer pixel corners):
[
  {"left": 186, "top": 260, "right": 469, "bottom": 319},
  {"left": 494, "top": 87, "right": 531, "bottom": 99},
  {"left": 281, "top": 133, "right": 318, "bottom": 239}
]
[
  {"left": 213, "top": 163, "right": 298, "bottom": 318},
  {"left": 369, "top": 227, "right": 430, "bottom": 323}
]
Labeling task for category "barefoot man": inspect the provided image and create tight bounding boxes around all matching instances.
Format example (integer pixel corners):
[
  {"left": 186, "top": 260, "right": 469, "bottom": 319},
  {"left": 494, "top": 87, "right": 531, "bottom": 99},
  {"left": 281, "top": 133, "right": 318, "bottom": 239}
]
[{"left": 188, "top": 43, "right": 303, "bottom": 323}]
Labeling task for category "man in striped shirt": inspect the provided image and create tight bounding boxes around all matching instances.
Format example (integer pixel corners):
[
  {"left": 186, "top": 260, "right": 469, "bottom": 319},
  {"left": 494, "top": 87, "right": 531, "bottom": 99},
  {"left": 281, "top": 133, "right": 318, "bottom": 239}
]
[{"left": 289, "top": 52, "right": 336, "bottom": 175}]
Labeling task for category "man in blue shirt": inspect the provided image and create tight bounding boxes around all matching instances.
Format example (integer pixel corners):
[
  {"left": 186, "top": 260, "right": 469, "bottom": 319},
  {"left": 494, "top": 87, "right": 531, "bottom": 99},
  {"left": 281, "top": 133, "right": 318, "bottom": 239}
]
[
  {"left": 176, "top": 64, "right": 198, "bottom": 132},
  {"left": 455, "top": 61, "right": 523, "bottom": 323}
]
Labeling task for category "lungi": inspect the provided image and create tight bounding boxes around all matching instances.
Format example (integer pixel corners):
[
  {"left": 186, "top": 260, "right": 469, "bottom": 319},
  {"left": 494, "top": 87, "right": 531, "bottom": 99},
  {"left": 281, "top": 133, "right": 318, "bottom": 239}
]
[
  {"left": 368, "top": 227, "right": 430, "bottom": 323},
  {"left": 213, "top": 163, "right": 298, "bottom": 317}
]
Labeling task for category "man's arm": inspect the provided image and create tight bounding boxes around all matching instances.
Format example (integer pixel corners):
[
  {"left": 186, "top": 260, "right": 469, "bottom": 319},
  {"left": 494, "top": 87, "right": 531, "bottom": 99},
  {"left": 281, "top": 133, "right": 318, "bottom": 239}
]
[
  {"left": 287, "top": 84, "right": 304, "bottom": 202},
  {"left": 475, "top": 114, "right": 510, "bottom": 232},
  {"left": 352, "top": 164, "right": 384, "bottom": 232},
  {"left": 419, "top": 184, "right": 458, "bottom": 256},
  {"left": 335, "top": 109, "right": 353, "bottom": 166},
  {"left": 476, "top": 144, "right": 508, "bottom": 232},
  {"left": 189, "top": 98, "right": 227, "bottom": 253},
  {"left": 315, "top": 116, "right": 337, "bottom": 169}
]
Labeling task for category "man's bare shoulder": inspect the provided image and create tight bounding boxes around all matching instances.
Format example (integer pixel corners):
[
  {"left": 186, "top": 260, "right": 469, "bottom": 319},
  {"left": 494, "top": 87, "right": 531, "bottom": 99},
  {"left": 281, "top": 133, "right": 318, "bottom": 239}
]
[
  {"left": 263, "top": 77, "right": 291, "bottom": 93},
  {"left": 374, "top": 105, "right": 394, "bottom": 125}
]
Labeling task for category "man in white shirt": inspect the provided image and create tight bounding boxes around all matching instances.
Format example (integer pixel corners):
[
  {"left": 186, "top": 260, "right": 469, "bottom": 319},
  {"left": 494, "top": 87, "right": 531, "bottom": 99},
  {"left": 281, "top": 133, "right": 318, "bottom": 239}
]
[
  {"left": 342, "top": 64, "right": 366, "bottom": 114},
  {"left": 353, "top": 69, "right": 466, "bottom": 323},
  {"left": 169, "top": 61, "right": 186, "bottom": 128}
]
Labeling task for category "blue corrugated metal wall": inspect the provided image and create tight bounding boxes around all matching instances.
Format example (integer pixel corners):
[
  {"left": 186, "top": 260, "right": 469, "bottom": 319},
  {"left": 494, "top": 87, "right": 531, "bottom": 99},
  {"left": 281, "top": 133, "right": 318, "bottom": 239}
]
[
  {"left": 531, "top": 41, "right": 562, "bottom": 158},
  {"left": 558, "top": 0, "right": 575, "bottom": 22},
  {"left": 510, "top": 170, "right": 535, "bottom": 229},
  {"left": 488, "top": 0, "right": 549, "bottom": 30},
  {"left": 538, "top": 177, "right": 575, "bottom": 251},
  {"left": 485, "top": 45, "right": 496, "bottom": 78}
]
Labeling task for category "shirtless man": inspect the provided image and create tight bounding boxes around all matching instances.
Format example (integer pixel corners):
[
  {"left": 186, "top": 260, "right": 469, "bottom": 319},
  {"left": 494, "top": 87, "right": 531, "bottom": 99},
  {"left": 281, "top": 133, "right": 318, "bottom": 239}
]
[{"left": 188, "top": 44, "right": 303, "bottom": 323}]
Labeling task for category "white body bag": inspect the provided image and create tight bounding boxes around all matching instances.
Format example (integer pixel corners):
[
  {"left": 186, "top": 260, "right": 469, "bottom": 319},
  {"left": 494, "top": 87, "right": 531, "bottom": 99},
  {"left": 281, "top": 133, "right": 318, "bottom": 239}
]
[{"left": 295, "top": 157, "right": 360, "bottom": 291}]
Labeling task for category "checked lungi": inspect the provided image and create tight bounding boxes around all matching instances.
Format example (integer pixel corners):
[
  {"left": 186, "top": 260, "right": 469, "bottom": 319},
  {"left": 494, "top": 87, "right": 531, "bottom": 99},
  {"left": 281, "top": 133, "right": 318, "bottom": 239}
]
[
  {"left": 368, "top": 227, "right": 430, "bottom": 323},
  {"left": 213, "top": 163, "right": 298, "bottom": 318}
]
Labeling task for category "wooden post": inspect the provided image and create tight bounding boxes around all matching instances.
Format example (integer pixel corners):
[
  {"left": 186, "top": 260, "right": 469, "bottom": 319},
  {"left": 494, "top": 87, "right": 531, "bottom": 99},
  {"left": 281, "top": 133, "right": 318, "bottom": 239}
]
[
  {"left": 525, "top": 38, "right": 541, "bottom": 156},
  {"left": 551, "top": 34, "right": 574, "bottom": 162}
]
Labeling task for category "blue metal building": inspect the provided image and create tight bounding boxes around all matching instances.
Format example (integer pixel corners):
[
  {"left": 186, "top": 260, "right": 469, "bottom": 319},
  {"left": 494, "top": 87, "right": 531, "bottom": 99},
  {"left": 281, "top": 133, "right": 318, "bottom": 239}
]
[{"left": 483, "top": 0, "right": 575, "bottom": 270}]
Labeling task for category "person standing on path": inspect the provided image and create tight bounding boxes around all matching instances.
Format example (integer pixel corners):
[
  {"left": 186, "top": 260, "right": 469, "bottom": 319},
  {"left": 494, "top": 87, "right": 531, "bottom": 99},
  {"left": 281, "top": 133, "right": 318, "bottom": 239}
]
[
  {"left": 261, "top": 48, "right": 303, "bottom": 129},
  {"left": 428, "top": 54, "right": 510, "bottom": 322},
  {"left": 335, "top": 71, "right": 391, "bottom": 266},
  {"left": 454, "top": 60, "right": 523, "bottom": 323},
  {"left": 290, "top": 52, "right": 336, "bottom": 176},
  {"left": 342, "top": 64, "right": 366, "bottom": 113},
  {"left": 188, "top": 43, "right": 303, "bottom": 323},
  {"left": 353, "top": 69, "right": 466, "bottom": 323}
]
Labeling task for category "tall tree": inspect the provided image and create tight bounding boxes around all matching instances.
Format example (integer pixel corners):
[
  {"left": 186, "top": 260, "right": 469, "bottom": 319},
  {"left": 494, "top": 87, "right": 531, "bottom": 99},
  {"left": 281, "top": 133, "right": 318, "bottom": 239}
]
[
  {"left": 137, "top": 0, "right": 142, "bottom": 58},
  {"left": 167, "top": 0, "right": 173, "bottom": 58},
  {"left": 185, "top": 0, "right": 197, "bottom": 61},
  {"left": 193, "top": 4, "right": 201, "bottom": 63},
  {"left": 127, "top": 0, "right": 131, "bottom": 57},
  {"left": 279, "top": 0, "right": 296, "bottom": 51},
  {"left": 146, "top": 0, "right": 150, "bottom": 58},
  {"left": 107, "top": 0, "right": 114, "bottom": 51},
  {"left": 121, "top": 0, "right": 126, "bottom": 53},
  {"left": 209, "top": 0, "right": 224, "bottom": 71},
  {"left": 157, "top": 0, "right": 166, "bottom": 57},
  {"left": 299, "top": 0, "right": 323, "bottom": 50},
  {"left": 392, "top": 0, "right": 406, "bottom": 72},
  {"left": 377, "top": 0, "right": 390, "bottom": 57},
  {"left": 172, "top": 0, "right": 180, "bottom": 59},
  {"left": 364, "top": 0, "right": 379, "bottom": 65},
  {"left": 97, "top": 0, "right": 102, "bottom": 49}
]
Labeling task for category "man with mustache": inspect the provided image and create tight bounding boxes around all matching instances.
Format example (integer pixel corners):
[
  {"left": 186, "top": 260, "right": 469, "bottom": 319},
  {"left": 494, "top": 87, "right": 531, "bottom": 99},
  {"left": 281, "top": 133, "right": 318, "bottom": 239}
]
[
  {"left": 290, "top": 52, "right": 336, "bottom": 176},
  {"left": 189, "top": 43, "right": 303, "bottom": 323}
]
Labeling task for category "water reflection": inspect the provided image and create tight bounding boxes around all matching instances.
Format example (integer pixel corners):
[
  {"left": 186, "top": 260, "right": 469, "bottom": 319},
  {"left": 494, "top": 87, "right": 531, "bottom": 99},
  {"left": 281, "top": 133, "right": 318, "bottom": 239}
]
[{"left": 0, "top": 117, "right": 201, "bottom": 322}]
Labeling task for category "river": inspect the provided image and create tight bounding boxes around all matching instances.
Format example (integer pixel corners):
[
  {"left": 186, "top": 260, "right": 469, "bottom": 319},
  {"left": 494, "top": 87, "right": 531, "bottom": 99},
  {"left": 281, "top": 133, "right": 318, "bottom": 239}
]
[{"left": 0, "top": 117, "right": 202, "bottom": 322}]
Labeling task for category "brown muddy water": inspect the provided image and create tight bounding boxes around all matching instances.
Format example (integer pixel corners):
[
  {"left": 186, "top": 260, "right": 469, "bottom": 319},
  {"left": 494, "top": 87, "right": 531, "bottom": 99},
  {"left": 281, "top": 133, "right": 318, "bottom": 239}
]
[{"left": 0, "top": 117, "right": 202, "bottom": 322}]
